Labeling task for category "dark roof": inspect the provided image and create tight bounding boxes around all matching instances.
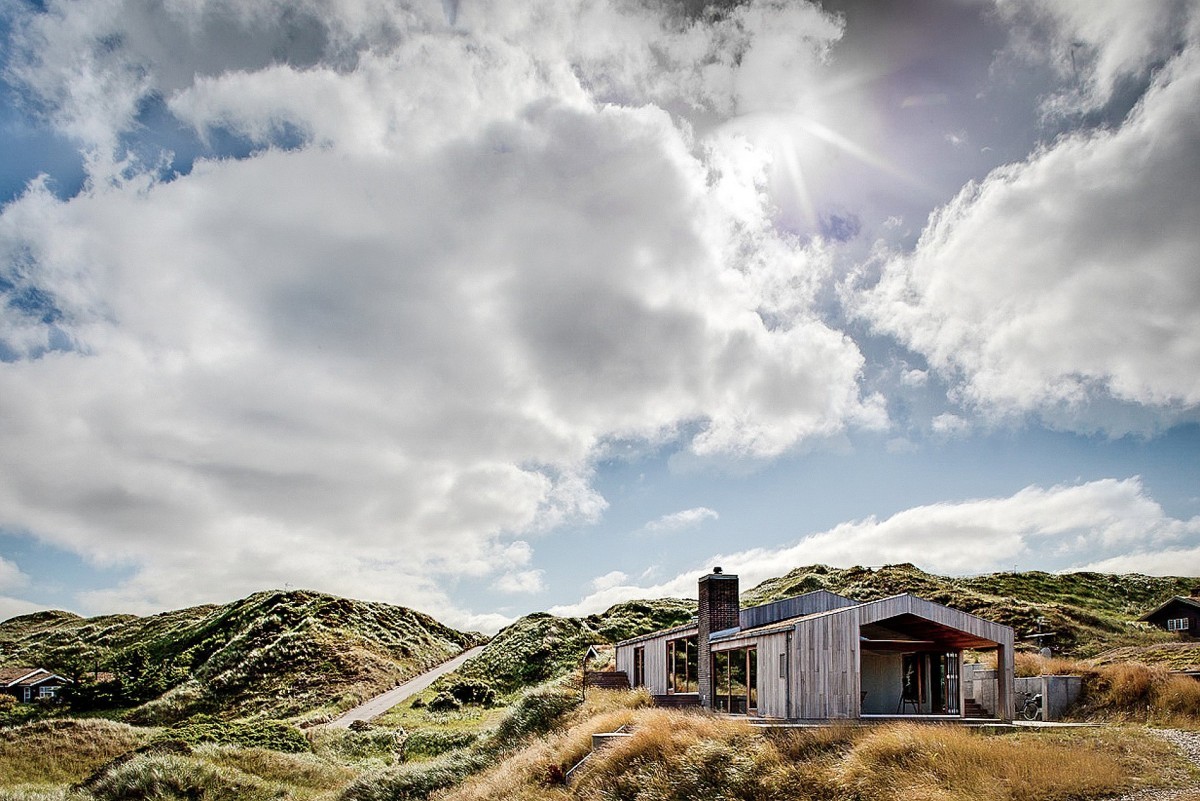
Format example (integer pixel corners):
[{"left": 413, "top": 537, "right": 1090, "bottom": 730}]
[
  {"left": 1139, "top": 596, "right": 1200, "bottom": 621},
  {"left": 0, "top": 667, "right": 73, "bottom": 687},
  {"left": 615, "top": 622, "right": 698, "bottom": 647},
  {"left": 0, "top": 667, "right": 44, "bottom": 686}
]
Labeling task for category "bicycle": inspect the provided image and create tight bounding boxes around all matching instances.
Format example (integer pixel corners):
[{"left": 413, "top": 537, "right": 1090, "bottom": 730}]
[{"left": 1017, "top": 691, "right": 1042, "bottom": 721}]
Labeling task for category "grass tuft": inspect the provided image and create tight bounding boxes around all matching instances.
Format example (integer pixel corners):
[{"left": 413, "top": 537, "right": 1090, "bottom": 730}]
[{"left": 0, "top": 719, "right": 149, "bottom": 788}]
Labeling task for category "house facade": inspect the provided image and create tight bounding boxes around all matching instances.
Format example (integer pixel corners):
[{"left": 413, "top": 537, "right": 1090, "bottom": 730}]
[
  {"left": 0, "top": 667, "right": 72, "bottom": 703},
  {"left": 615, "top": 569, "right": 1015, "bottom": 721},
  {"left": 1139, "top": 596, "right": 1200, "bottom": 634}
]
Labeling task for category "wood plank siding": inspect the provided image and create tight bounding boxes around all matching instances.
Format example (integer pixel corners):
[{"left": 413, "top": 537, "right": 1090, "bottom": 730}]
[
  {"left": 739, "top": 590, "right": 855, "bottom": 630},
  {"left": 616, "top": 589, "right": 1014, "bottom": 722},
  {"left": 709, "top": 593, "right": 1013, "bottom": 720},
  {"left": 615, "top": 626, "right": 698, "bottom": 696}
]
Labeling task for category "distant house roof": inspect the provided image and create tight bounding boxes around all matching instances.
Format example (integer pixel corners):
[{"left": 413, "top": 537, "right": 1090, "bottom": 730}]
[
  {"left": 1139, "top": 596, "right": 1200, "bottom": 622},
  {"left": 1, "top": 666, "right": 72, "bottom": 688},
  {"left": 0, "top": 667, "right": 45, "bottom": 685}
]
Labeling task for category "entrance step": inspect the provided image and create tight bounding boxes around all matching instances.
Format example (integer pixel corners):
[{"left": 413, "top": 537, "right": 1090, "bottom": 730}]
[
  {"left": 962, "top": 697, "right": 991, "bottom": 718},
  {"left": 652, "top": 693, "right": 701, "bottom": 709},
  {"left": 584, "top": 671, "right": 631, "bottom": 691}
]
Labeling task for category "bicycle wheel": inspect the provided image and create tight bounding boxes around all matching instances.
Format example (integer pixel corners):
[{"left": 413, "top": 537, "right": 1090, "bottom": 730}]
[{"left": 1020, "top": 701, "right": 1039, "bottom": 721}]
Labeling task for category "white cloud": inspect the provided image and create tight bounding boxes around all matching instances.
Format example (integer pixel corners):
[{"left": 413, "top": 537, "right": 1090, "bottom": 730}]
[
  {"left": 0, "top": 557, "right": 30, "bottom": 593},
  {"left": 930, "top": 413, "right": 969, "bottom": 436},
  {"left": 0, "top": 596, "right": 46, "bottom": 623},
  {"left": 590, "top": 570, "right": 628, "bottom": 592},
  {"left": 644, "top": 506, "right": 720, "bottom": 534},
  {"left": 492, "top": 569, "right": 546, "bottom": 595},
  {"left": 995, "top": 0, "right": 1197, "bottom": 114},
  {"left": 854, "top": 39, "right": 1200, "bottom": 428},
  {"left": 0, "top": 0, "right": 881, "bottom": 621},
  {"left": 1073, "top": 548, "right": 1200, "bottom": 578},
  {"left": 553, "top": 478, "right": 1200, "bottom": 615}
]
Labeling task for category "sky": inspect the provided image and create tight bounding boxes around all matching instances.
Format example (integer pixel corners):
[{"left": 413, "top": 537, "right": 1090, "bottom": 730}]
[{"left": 0, "top": 0, "right": 1197, "bottom": 633}]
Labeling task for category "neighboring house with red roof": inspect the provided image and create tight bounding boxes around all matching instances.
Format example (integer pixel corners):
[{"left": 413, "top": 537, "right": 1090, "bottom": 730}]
[{"left": 0, "top": 666, "right": 72, "bottom": 703}]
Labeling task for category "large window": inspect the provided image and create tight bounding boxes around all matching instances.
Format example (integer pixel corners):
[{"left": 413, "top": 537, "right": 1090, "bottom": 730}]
[
  {"left": 1168, "top": 618, "right": 1190, "bottom": 631},
  {"left": 713, "top": 647, "right": 757, "bottom": 714},
  {"left": 633, "top": 647, "right": 645, "bottom": 687},
  {"left": 667, "top": 635, "right": 698, "bottom": 693}
]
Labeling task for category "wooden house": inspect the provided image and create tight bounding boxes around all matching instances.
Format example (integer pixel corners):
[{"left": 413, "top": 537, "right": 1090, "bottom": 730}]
[
  {"left": 1139, "top": 596, "right": 1200, "bottom": 634},
  {"left": 615, "top": 569, "right": 1015, "bottom": 721},
  {"left": 0, "top": 666, "right": 72, "bottom": 703}
]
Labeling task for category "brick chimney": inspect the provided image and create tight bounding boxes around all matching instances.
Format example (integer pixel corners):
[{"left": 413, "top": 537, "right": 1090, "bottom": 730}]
[{"left": 697, "top": 567, "right": 739, "bottom": 709}]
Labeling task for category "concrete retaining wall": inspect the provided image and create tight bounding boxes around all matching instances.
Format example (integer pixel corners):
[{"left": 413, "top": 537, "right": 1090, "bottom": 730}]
[{"left": 1013, "top": 674, "right": 1083, "bottom": 721}]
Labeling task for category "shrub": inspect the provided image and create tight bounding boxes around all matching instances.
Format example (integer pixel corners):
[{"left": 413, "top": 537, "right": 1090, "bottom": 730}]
[
  {"left": 1079, "top": 661, "right": 1200, "bottom": 724},
  {"left": 1014, "top": 651, "right": 1091, "bottom": 677},
  {"left": 495, "top": 686, "right": 580, "bottom": 741},
  {"left": 84, "top": 753, "right": 277, "bottom": 801},
  {"left": 404, "top": 729, "right": 477, "bottom": 759},
  {"left": 158, "top": 719, "right": 311, "bottom": 753},
  {"left": 428, "top": 692, "right": 462, "bottom": 713},
  {"left": 340, "top": 749, "right": 491, "bottom": 801},
  {"left": 310, "top": 727, "right": 404, "bottom": 766},
  {"left": 442, "top": 679, "right": 498, "bottom": 707}
]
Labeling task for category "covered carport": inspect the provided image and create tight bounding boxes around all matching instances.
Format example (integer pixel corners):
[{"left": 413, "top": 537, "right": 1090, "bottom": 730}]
[{"left": 859, "top": 612, "right": 1005, "bottom": 717}]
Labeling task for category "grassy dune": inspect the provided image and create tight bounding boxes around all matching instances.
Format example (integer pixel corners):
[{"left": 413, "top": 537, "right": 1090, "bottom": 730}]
[
  {"left": 0, "top": 590, "right": 484, "bottom": 722},
  {"left": 441, "top": 693, "right": 1191, "bottom": 801}
]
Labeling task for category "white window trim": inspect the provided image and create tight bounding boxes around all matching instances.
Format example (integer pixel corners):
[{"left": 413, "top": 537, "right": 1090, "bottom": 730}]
[{"left": 1167, "top": 617, "right": 1190, "bottom": 631}]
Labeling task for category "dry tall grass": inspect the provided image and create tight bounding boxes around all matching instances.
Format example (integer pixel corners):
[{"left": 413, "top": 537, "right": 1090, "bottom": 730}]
[
  {"left": 1017, "top": 653, "right": 1200, "bottom": 725},
  {"left": 441, "top": 702, "right": 1184, "bottom": 801},
  {"left": 0, "top": 719, "right": 149, "bottom": 787},
  {"left": 839, "top": 724, "right": 1152, "bottom": 801},
  {"left": 1014, "top": 651, "right": 1090, "bottom": 677}
]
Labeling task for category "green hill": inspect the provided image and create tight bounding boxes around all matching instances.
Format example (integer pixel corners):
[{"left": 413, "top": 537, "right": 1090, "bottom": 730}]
[
  {"left": 443, "top": 598, "right": 697, "bottom": 697},
  {"left": 441, "top": 564, "right": 1197, "bottom": 697},
  {"left": 0, "top": 590, "right": 483, "bottom": 722},
  {"left": 741, "top": 563, "right": 1192, "bottom": 656},
  {"left": 3, "top": 564, "right": 1194, "bottom": 725}
]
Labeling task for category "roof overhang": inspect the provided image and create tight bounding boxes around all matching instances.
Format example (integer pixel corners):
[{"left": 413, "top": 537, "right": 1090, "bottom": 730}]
[{"left": 861, "top": 615, "right": 999, "bottom": 650}]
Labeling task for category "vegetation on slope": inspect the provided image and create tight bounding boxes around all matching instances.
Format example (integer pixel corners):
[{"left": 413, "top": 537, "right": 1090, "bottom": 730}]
[
  {"left": 436, "top": 695, "right": 1186, "bottom": 801},
  {"left": 0, "top": 590, "right": 483, "bottom": 722},
  {"left": 741, "top": 563, "right": 1194, "bottom": 656},
  {"left": 1017, "top": 652, "right": 1200, "bottom": 727},
  {"left": 438, "top": 598, "right": 696, "bottom": 700}
]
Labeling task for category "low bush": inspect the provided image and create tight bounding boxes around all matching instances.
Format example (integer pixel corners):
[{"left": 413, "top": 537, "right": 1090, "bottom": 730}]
[
  {"left": 495, "top": 685, "right": 580, "bottom": 741},
  {"left": 0, "top": 719, "right": 149, "bottom": 787},
  {"left": 1014, "top": 651, "right": 1090, "bottom": 677},
  {"left": 340, "top": 748, "right": 491, "bottom": 801},
  {"left": 404, "top": 728, "right": 477, "bottom": 759},
  {"left": 427, "top": 692, "right": 461, "bottom": 713},
  {"left": 158, "top": 719, "right": 311, "bottom": 753},
  {"left": 85, "top": 753, "right": 277, "bottom": 801},
  {"left": 1083, "top": 662, "right": 1200, "bottom": 724},
  {"left": 443, "top": 704, "right": 1180, "bottom": 801},
  {"left": 311, "top": 726, "right": 404, "bottom": 765},
  {"left": 442, "top": 679, "right": 497, "bottom": 707}
]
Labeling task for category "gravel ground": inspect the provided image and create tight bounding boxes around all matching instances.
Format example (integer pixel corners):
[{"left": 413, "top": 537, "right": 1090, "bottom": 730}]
[{"left": 1110, "top": 729, "right": 1200, "bottom": 801}]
